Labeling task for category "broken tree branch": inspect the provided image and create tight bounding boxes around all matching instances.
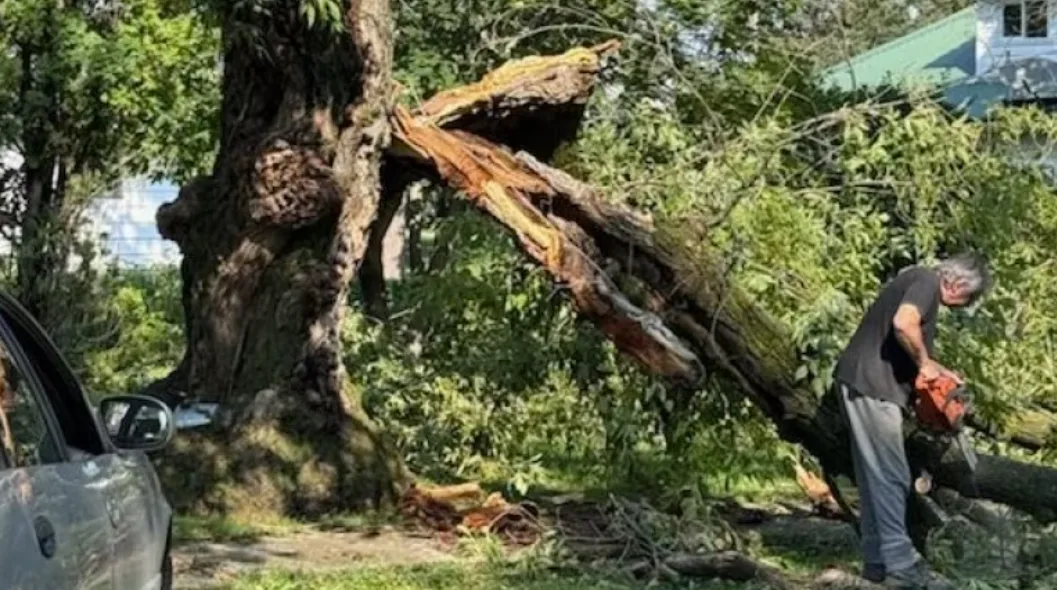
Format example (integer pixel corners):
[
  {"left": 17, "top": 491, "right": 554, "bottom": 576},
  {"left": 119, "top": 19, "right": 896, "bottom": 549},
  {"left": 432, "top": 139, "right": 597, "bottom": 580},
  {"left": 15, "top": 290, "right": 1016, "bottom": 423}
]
[
  {"left": 388, "top": 40, "right": 620, "bottom": 165},
  {"left": 390, "top": 105, "right": 1057, "bottom": 520}
]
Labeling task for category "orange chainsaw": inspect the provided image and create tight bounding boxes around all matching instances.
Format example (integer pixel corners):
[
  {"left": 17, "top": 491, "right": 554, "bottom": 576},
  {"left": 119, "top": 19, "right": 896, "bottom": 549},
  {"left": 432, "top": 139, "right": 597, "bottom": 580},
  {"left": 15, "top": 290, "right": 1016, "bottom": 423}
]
[
  {"left": 912, "top": 373, "right": 979, "bottom": 494},
  {"left": 913, "top": 373, "right": 972, "bottom": 433}
]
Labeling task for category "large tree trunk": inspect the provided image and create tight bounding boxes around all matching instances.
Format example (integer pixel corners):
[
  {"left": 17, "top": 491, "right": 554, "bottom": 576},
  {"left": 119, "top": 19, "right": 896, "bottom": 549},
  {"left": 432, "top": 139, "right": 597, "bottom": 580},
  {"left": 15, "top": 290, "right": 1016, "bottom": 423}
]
[
  {"left": 149, "top": 16, "right": 620, "bottom": 518},
  {"left": 390, "top": 95, "right": 1057, "bottom": 521},
  {"left": 149, "top": 0, "right": 407, "bottom": 517}
]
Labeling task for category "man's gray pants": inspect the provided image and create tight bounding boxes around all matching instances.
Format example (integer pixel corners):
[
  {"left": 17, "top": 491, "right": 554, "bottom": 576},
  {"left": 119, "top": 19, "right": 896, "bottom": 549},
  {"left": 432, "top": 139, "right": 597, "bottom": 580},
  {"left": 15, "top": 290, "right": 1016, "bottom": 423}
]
[{"left": 837, "top": 381, "right": 920, "bottom": 573}]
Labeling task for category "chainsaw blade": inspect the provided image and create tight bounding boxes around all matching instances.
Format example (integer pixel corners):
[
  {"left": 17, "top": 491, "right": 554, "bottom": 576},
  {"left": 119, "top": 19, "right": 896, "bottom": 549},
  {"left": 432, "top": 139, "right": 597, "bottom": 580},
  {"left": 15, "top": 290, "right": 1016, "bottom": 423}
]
[
  {"left": 957, "top": 431, "right": 978, "bottom": 470},
  {"left": 955, "top": 430, "right": 980, "bottom": 496}
]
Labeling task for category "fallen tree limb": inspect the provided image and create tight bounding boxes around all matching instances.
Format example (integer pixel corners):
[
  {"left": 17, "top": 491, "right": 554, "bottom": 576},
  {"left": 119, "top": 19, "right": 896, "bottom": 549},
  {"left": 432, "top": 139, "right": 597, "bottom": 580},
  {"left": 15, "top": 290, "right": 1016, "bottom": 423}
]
[
  {"left": 393, "top": 109, "right": 703, "bottom": 383},
  {"left": 390, "top": 105, "right": 1057, "bottom": 520},
  {"left": 931, "top": 486, "right": 1014, "bottom": 535},
  {"left": 968, "top": 407, "right": 1057, "bottom": 452}
]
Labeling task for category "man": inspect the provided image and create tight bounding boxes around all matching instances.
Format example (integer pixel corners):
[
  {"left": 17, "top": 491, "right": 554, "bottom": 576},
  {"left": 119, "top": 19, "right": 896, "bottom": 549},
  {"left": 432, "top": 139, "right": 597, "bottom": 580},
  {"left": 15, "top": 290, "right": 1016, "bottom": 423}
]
[{"left": 833, "top": 253, "right": 991, "bottom": 589}]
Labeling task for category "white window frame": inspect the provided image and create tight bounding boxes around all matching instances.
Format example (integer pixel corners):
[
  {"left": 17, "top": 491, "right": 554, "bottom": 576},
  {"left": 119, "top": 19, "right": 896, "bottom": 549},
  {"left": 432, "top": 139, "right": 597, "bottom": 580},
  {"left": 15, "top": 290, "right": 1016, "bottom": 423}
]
[{"left": 1002, "top": 1, "right": 1050, "bottom": 39}]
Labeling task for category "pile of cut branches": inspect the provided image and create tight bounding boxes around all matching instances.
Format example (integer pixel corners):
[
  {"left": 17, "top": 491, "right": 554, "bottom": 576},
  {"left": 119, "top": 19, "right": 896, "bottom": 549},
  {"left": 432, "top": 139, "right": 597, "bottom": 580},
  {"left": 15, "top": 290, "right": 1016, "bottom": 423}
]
[
  {"left": 399, "top": 482, "right": 543, "bottom": 546},
  {"left": 550, "top": 495, "right": 794, "bottom": 587},
  {"left": 401, "top": 483, "right": 800, "bottom": 587}
]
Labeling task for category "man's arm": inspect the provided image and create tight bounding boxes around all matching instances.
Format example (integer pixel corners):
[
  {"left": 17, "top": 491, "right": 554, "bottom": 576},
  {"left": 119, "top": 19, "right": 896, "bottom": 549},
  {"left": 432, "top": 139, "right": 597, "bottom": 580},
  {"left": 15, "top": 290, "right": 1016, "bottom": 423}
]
[
  {"left": 893, "top": 304, "right": 931, "bottom": 368},
  {"left": 893, "top": 302, "right": 957, "bottom": 382}
]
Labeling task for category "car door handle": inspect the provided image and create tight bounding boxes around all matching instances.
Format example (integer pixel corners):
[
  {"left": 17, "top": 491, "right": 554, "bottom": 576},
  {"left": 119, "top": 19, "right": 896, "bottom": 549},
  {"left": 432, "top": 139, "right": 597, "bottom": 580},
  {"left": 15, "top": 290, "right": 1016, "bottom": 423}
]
[{"left": 33, "top": 516, "right": 57, "bottom": 559}]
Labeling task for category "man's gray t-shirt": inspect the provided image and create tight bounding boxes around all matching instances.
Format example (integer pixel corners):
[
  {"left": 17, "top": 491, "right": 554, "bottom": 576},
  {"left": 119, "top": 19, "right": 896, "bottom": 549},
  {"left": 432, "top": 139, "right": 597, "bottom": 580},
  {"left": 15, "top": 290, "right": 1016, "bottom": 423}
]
[{"left": 834, "top": 267, "right": 940, "bottom": 407}]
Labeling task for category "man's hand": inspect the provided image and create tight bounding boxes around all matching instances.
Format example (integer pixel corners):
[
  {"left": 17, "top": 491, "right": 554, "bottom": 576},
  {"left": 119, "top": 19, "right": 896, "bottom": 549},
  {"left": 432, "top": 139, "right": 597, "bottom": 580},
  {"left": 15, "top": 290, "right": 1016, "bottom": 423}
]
[
  {"left": 919, "top": 359, "right": 962, "bottom": 384},
  {"left": 919, "top": 359, "right": 941, "bottom": 381}
]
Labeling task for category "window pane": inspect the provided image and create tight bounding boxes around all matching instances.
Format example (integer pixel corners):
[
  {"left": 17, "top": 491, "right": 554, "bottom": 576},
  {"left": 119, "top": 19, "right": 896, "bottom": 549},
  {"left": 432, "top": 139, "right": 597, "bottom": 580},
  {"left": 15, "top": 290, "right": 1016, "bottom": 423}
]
[
  {"left": 0, "top": 349, "right": 58, "bottom": 468},
  {"left": 1005, "top": 3, "right": 1024, "bottom": 36},
  {"left": 1027, "top": 1, "right": 1048, "bottom": 37}
]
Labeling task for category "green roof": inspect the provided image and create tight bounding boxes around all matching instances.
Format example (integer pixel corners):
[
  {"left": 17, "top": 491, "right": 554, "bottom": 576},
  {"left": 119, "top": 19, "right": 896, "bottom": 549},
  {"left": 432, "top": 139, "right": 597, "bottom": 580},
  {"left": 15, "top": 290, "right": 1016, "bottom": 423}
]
[
  {"left": 818, "top": 7, "right": 1044, "bottom": 118},
  {"left": 821, "top": 7, "right": 977, "bottom": 92}
]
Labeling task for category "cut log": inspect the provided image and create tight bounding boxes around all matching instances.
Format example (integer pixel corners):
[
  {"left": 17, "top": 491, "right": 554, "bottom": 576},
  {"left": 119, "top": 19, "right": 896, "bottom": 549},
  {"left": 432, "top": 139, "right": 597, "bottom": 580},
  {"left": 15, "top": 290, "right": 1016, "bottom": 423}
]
[
  {"left": 415, "top": 482, "right": 485, "bottom": 506},
  {"left": 390, "top": 109, "right": 1057, "bottom": 521}
]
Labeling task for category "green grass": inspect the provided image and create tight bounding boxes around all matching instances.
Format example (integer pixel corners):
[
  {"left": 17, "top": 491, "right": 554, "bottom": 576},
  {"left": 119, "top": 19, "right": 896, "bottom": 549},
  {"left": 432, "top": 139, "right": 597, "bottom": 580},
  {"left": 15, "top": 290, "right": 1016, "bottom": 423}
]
[
  {"left": 218, "top": 563, "right": 771, "bottom": 589},
  {"left": 173, "top": 514, "right": 302, "bottom": 544},
  {"left": 174, "top": 515, "right": 270, "bottom": 544}
]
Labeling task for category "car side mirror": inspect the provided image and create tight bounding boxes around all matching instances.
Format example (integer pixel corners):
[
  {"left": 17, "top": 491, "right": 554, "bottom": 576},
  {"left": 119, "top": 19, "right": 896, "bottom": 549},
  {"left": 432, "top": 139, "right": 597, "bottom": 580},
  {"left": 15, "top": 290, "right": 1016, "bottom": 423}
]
[{"left": 98, "top": 395, "right": 175, "bottom": 452}]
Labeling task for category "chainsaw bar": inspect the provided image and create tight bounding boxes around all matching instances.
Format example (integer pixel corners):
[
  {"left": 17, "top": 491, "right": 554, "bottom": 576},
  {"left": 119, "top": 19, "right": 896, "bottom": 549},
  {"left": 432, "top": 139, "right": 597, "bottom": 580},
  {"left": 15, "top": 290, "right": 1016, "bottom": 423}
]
[{"left": 955, "top": 429, "right": 980, "bottom": 497}]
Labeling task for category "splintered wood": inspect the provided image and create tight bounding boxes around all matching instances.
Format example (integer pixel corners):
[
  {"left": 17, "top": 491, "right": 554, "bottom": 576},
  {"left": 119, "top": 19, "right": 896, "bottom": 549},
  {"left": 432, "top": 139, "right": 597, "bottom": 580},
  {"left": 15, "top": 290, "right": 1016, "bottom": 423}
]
[
  {"left": 793, "top": 462, "right": 844, "bottom": 520},
  {"left": 400, "top": 483, "right": 542, "bottom": 545},
  {"left": 414, "top": 40, "right": 621, "bottom": 127},
  {"left": 391, "top": 107, "right": 703, "bottom": 384}
]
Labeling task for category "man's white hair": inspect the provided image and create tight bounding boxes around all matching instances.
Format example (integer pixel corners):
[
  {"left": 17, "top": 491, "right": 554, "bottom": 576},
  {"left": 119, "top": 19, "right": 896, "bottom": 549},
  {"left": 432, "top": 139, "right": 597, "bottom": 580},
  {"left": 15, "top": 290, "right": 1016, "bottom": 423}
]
[{"left": 935, "top": 252, "right": 991, "bottom": 302}]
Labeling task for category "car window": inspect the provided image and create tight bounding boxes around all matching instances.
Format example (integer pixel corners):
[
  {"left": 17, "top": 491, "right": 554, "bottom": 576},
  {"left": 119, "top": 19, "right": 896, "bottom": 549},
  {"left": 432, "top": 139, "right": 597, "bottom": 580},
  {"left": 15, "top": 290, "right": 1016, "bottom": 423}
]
[
  {"left": 0, "top": 340, "right": 62, "bottom": 468},
  {"left": 0, "top": 300, "right": 104, "bottom": 456}
]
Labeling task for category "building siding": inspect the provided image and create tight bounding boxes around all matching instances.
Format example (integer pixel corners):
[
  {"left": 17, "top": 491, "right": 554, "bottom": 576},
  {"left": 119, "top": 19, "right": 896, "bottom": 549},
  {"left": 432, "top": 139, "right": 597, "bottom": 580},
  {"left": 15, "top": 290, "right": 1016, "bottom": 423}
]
[{"left": 977, "top": 0, "right": 1057, "bottom": 74}]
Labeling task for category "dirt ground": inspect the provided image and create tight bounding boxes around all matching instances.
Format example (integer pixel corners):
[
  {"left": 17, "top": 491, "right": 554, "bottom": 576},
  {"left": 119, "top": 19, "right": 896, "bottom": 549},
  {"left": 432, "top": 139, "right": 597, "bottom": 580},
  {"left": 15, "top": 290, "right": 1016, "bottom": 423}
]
[
  {"left": 173, "top": 527, "right": 460, "bottom": 589},
  {"left": 171, "top": 507, "right": 864, "bottom": 589}
]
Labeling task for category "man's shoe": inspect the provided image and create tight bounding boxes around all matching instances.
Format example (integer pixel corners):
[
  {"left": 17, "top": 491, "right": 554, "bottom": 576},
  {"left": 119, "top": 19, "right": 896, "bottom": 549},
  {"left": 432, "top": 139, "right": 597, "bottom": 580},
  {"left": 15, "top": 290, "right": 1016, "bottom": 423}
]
[
  {"left": 883, "top": 561, "right": 927, "bottom": 589},
  {"left": 883, "top": 560, "right": 955, "bottom": 590},
  {"left": 862, "top": 563, "right": 885, "bottom": 583}
]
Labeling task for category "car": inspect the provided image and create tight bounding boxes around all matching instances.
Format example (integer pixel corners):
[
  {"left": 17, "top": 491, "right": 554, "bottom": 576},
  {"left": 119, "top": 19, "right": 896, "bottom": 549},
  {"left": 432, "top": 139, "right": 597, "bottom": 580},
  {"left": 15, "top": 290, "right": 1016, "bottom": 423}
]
[{"left": 0, "top": 291, "right": 179, "bottom": 590}]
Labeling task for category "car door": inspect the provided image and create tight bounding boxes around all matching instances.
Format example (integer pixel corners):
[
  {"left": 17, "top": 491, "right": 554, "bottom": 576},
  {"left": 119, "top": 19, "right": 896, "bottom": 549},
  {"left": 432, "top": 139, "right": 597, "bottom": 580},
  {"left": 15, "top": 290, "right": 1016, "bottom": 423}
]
[
  {"left": 0, "top": 294, "right": 170, "bottom": 590},
  {"left": 0, "top": 319, "right": 113, "bottom": 590},
  {"left": 95, "top": 441, "right": 164, "bottom": 589},
  {"left": 0, "top": 462, "right": 65, "bottom": 588}
]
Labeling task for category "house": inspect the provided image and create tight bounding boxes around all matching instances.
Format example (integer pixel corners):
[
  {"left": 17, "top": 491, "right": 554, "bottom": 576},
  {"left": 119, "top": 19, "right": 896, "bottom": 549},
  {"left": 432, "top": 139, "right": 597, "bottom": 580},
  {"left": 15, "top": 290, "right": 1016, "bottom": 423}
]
[{"left": 821, "top": 1, "right": 1057, "bottom": 118}]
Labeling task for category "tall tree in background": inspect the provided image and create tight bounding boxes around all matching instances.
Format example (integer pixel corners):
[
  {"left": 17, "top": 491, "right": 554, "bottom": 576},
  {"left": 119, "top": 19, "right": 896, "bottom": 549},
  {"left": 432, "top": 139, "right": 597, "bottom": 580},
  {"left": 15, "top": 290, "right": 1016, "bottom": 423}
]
[{"left": 0, "top": 0, "right": 216, "bottom": 324}]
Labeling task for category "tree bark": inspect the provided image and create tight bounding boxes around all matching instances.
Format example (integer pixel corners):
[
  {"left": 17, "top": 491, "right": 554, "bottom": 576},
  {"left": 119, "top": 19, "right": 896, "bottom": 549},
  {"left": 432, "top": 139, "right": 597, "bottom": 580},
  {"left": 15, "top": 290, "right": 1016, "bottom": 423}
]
[
  {"left": 149, "top": 0, "right": 408, "bottom": 517},
  {"left": 390, "top": 104, "right": 1057, "bottom": 520}
]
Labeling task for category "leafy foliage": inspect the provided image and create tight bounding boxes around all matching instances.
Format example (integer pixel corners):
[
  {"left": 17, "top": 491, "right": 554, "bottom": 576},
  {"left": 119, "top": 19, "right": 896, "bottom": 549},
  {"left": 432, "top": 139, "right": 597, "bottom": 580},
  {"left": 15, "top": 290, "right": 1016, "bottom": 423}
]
[
  {"left": 0, "top": 0, "right": 217, "bottom": 332},
  {"left": 0, "top": 0, "right": 218, "bottom": 183},
  {"left": 24, "top": 253, "right": 184, "bottom": 400}
]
